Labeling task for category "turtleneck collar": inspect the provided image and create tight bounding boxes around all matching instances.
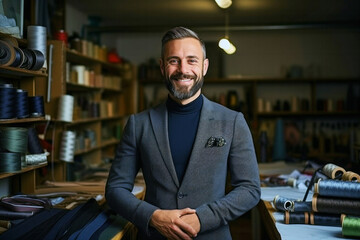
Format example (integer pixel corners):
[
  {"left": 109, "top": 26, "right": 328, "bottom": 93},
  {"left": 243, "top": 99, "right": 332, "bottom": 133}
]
[{"left": 166, "top": 94, "right": 203, "bottom": 114}]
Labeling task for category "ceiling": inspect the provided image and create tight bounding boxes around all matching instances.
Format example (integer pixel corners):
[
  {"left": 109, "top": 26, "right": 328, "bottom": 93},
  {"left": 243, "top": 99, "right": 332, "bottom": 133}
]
[{"left": 67, "top": 0, "right": 360, "bottom": 33}]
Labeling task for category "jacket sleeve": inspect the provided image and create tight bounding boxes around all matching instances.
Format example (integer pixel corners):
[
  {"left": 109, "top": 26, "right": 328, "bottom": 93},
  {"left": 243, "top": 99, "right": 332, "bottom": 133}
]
[
  {"left": 195, "top": 113, "right": 261, "bottom": 233},
  {"left": 105, "top": 115, "right": 158, "bottom": 235}
]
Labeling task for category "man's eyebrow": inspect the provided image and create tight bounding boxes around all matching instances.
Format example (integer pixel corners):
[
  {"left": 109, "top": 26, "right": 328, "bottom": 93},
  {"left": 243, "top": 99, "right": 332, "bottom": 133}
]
[
  {"left": 166, "top": 56, "right": 180, "bottom": 61},
  {"left": 187, "top": 55, "right": 200, "bottom": 59},
  {"left": 166, "top": 55, "right": 200, "bottom": 61}
]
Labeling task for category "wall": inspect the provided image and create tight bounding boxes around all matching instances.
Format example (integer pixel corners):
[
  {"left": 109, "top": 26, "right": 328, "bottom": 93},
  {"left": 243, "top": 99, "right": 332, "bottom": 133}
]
[
  {"left": 64, "top": 2, "right": 360, "bottom": 79},
  {"left": 101, "top": 28, "right": 360, "bottom": 78}
]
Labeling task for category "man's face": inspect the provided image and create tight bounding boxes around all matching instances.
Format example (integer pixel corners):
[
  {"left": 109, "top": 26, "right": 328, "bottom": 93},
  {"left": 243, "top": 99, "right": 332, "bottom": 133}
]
[{"left": 160, "top": 38, "right": 209, "bottom": 103}]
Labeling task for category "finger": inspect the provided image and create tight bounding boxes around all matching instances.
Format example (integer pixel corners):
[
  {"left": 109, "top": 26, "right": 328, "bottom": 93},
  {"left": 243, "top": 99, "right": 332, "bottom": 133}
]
[
  {"left": 174, "top": 217, "right": 197, "bottom": 238},
  {"left": 179, "top": 208, "right": 196, "bottom": 216}
]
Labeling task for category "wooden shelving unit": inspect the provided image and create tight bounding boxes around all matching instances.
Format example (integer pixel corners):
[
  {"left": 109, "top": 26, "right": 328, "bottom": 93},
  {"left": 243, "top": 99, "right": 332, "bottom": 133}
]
[
  {"left": 0, "top": 34, "right": 50, "bottom": 195},
  {"left": 45, "top": 44, "right": 137, "bottom": 181},
  {"left": 138, "top": 76, "right": 360, "bottom": 165}
]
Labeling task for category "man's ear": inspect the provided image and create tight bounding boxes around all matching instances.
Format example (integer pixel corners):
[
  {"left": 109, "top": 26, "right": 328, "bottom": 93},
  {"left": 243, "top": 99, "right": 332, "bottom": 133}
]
[
  {"left": 203, "top": 58, "right": 209, "bottom": 76},
  {"left": 159, "top": 58, "right": 165, "bottom": 76}
]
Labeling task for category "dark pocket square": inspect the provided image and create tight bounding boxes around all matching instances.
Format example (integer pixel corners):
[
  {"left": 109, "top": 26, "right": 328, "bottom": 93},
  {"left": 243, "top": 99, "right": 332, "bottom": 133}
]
[{"left": 206, "top": 136, "right": 226, "bottom": 148}]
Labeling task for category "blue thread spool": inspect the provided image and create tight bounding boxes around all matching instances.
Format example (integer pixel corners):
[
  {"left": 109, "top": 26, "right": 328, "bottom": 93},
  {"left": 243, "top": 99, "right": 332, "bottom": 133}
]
[
  {"left": 16, "top": 89, "right": 29, "bottom": 119},
  {"left": 28, "top": 96, "right": 45, "bottom": 117},
  {"left": 272, "top": 118, "right": 286, "bottom": 161},
  {"left": 0, "top": 84, "right": 16, "bottom": 119}
]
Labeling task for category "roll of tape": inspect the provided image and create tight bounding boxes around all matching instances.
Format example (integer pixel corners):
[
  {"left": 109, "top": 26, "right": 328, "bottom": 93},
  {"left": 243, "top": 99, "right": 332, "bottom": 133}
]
[{"left": 0, "top": 40, "right": 16, "bottom": 66}]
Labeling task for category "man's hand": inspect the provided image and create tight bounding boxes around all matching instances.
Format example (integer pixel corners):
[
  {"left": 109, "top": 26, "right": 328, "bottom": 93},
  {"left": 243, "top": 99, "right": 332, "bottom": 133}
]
[
  {"left": 180, "top": 213, "right": 200, "bottom": 234},
  {"left": 150, "top": 208, "right": 198, "bottom": 240}
]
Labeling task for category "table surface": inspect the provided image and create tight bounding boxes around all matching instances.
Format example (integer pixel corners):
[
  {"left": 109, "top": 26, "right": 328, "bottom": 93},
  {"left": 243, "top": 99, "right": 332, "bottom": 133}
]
[{"left": 259, "top": 186, "right": 358, "bottom": 240}]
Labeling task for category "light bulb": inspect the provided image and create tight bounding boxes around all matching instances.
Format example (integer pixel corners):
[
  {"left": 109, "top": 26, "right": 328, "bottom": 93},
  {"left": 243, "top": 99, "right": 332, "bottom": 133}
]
[
  {"left": 224, "top": 42, "right": 236, "bottom": 54},
  {"left": 215, "top": 0, "right": 232, "bottom": 9},
  {"left": 219, "top": 38, "right": 236, "bottom": 54},
  {"left": 218, "top": 38, "right": 230, "bottom": 50}
]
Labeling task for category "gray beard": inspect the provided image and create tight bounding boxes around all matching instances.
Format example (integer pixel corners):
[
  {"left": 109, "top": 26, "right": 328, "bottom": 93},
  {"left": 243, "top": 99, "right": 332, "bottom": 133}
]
[{"left": 165, "top": 76, "right": 204, "bottom": 100}]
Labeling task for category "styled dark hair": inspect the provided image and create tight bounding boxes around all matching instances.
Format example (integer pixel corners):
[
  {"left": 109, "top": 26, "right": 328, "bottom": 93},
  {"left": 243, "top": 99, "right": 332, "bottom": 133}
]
[{"left": 161, "top": 26, "right": 206, "bottom": 58}]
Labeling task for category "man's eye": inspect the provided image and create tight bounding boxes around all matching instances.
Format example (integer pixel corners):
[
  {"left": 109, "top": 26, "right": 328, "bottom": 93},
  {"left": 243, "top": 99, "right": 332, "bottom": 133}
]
[
  {"left": 189, "top": 59, "right": 198, "bottom": 64},
  {"left": 168, "top": 59, "right": 179, "bottom": 65}
]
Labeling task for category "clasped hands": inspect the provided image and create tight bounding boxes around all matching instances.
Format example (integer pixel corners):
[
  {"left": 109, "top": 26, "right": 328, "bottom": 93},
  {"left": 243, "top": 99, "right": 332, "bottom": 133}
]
[{"left": 150, "top": 208, "right": 200, "bottom": 240}]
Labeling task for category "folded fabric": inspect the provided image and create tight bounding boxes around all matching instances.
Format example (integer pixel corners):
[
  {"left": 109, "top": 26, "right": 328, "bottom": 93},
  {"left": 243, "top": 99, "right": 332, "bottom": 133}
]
[
  {"left": 0, "top": 206, "right": 34, "bottom": 220},
  {"left": 0, "top": 195, "right": 52, "bottom": 212}
]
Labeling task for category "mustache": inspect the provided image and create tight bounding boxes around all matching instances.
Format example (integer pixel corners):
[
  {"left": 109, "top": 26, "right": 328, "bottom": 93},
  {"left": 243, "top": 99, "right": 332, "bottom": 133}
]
[{"left": 170, "top": 73, "right": 196, "bottom": 80}]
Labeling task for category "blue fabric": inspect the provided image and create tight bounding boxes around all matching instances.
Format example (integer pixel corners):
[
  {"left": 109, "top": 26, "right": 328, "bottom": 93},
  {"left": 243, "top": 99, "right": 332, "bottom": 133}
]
[
  {"left": 166, "top": 95, "right": 202, "bottom": 183},
  {"left": 42, "top": 203, "right": 84, "bottom": 240},
  {"left": 0, "top": 208, "right": 67, "bottom": 240},
  {"left": 74, "top": 211, "right": 108, "bottom": 240}
]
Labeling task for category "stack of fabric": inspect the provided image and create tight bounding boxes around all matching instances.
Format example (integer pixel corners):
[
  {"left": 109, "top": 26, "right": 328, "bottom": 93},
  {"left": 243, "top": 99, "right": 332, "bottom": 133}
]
[{"left": 272, "top": 163, "right": 360, "bottom": 238}]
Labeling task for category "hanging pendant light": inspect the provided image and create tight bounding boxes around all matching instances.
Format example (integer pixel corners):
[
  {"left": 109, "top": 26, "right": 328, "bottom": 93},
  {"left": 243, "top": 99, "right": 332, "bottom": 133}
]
[
  {"left": 218, "top": 38, "right": 236, "bottom": 54},
  {"left": 215, "top": 0, "right": 232, "bottom": 9},
  {"left": 218, "top": 11, "right": 236, "bottom": 54}
]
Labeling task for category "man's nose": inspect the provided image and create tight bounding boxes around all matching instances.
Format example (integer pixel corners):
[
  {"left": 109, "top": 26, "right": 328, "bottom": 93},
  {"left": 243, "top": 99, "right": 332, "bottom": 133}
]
[{"left": 179, "top": 62, "right": 190, "bottom": 74}]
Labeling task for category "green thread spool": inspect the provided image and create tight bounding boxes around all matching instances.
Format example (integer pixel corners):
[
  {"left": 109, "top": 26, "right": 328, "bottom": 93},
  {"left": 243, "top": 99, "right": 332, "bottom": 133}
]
[
  {"left": 342, "top": 215, "right": 360, "bottom": 237},
  {"left": 0, "top": 127, "right": 28, "bottom": 153}
]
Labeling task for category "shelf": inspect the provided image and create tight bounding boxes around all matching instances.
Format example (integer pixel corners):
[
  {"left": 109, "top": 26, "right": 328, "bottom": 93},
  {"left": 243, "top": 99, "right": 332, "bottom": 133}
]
[
  {"left": 257, "top": 111, "right": 360, "bottom": 117},
  {"left": 0, "top": 117, "right": 47, "bottom": 124},
  {"left": 102, "top": 138, "right": 120, "bottom": 148},
  {"left": 66, "top": 82, "right": 101, "bottom": 91},
  {"left": 66, "top": 49, "right": 122, "bottom": 72},
  {"left": 0, "top": 163, "right": 47, "bottom": 180},
  {"left": 0, "top": 66, "right": 47, "bottom": 78}
]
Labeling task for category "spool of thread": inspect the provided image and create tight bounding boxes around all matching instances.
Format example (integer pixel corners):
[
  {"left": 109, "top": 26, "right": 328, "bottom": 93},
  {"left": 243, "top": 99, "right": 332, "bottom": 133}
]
[
  {"left": 0, "top": 152, "right": 22, "bottom": 173},
  {"left": 0, "top": 35, "right": 19, "bottom": 48},
  {"left": 342, "top": 171, "right": 360, "bottom": 182},
  {"left": 0, "top": 127, "right": 28, "bottom": 153},
  {"left": 284, "top": 212, "right": 341, "bottom": 226},
  {"left": 273, "top": 195, "right": 311, "bottom": 212},
  {"left": 314, "top": 179, "right": 360, "bottom": 199},
  {"left": 54, "top": 29, "right": 68, "bottom": 44},
  {"left": 10, "top": 47, "right": 25, "bottom": 68},
  {"left": 25, "top": 153, "right": 48, "bottom": 165},
  {"left": 57, "top": 95, "right": 74, "bottom": 122},
  {"left": 72, "top": 65, "right": 86, "bottom": 84},
  {"left": 291, "top": 96, "right": 298, "bottom": 112},
  {"left": 59, "top": 131, "right": 76, "bottom": 162},
  {"left": 284, "top": 212, "right": 309, "bottom": 224},
  {"left": 0, "top": 40, "right": 16, "bottom": 66},
  {"left": 16, "top": 89, "right": 29, "bottom": 119},
  {"left": 342, "top": 215, "right": 360, "bottom": 237},
  {"left": 28, "top": 96, "right": 45, "bottom": 117},
  {"left": 27, "top": 25, "right": 47, "bottom": 69},
  {"left": 265, "top": 100, "right": 272, "bottom": 112},
  {"left": 312, "top": 194, "right": 360, "bottom": 215},
  {"left": 322, "top": 163, "right": 345, "bottom": 179},
  {"left": 272, "top": 118, "right": 286, "bottom": 161},
  {"left": 27, "top": 127, "right": 44, "bottom": 154},
  {"left": 0, "top": 84, "right": 16, "bottom": 119},
  {"left": 309, "top": 212, "right": 341, "bottom": 226},
  {"left": 259, "top": 131, "right": 268, "bottom": 163}
]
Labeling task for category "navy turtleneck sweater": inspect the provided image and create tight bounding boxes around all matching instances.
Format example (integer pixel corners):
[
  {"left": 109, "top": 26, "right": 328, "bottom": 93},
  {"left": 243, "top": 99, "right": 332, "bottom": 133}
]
[{"left": 166, "top": 95, "right": 203, "bottom": 183}]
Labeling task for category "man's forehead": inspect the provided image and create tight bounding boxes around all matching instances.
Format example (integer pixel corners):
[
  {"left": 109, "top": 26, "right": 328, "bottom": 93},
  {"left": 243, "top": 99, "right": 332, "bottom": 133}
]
[{"left": 164, "top": 38, "right": 203, "bottom": 56}]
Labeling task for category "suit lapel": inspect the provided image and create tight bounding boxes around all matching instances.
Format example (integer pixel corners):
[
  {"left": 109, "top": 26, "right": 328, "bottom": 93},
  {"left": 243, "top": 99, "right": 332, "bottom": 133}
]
[{"left": 150, "top": 103, "right": 180, "bottom": 187}]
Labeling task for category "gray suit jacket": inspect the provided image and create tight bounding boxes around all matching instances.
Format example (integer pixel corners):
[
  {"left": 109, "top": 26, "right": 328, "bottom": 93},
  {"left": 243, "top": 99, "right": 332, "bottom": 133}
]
[{"left": 106, "top": 95, "right": 261, "bottom": 240}]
